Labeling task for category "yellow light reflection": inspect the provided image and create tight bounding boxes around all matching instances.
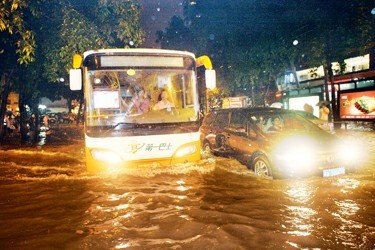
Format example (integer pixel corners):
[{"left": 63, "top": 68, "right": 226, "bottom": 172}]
[
  {"left": 107, "top": 192, "right": 129, "bottom": 201},
  {"left": 335, "top": 200, "right": 360, "bottom": 217},
  {"left": 284, "top": 182, "right": 317, "bottom": 237},
  {"left": 176, "top": 179, "right": 191, "bottom": 192},
  {"left": 335, "top": 178, "right": 360, "bottom": 194},
  {"left": 331, "top": 178, "right": 362, "bottom": 247},
  {"left": 115, "top": 242, "right": 131, "bottom": 249}
]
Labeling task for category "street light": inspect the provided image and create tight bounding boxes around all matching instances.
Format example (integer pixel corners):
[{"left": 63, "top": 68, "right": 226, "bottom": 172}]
[{"left": 293, "top": 40, "right": 299, "bottom": 46}]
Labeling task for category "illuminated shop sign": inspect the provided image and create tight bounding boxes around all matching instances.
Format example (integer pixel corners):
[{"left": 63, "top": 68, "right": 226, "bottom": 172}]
[
  {"left": 339, "top": 90, "right": 375, "bottom": 119},
  {"left": 289, "top": 95, "right": 320, "bottom": 118},
  {"left": 101, "top": 56, "right": 184, "bottom": 68}
]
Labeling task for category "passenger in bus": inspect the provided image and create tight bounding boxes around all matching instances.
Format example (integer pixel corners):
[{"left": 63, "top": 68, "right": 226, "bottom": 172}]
[
  {"left": 134, "top": 89, "right": 151, "bottom": 114},
  {"left": 154, "top": 90, "right": 175, "bottom": 111}
]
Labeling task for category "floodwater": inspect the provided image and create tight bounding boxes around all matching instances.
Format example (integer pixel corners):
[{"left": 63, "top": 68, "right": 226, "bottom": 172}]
[{"left": 0, "top": 126, "right": 374, "bottom": 249}]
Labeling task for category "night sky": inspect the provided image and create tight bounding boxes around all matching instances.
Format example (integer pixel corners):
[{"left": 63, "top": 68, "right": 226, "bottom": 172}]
[{"left": 140, "top": 0, "right": 183, "bottom": 48}]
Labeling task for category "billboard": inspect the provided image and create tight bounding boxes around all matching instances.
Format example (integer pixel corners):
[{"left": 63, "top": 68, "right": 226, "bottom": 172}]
[
  {"left": 339, "top": 89, "right": 375, "bottom": 120},
  {"left": 289, "top": 95, "right": 320, "bottom": 118}
]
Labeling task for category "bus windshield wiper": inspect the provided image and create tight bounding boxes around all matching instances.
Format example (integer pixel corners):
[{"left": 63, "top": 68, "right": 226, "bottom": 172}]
[{"left": 102, "top": 122, "right": 137, "bottom": 135}]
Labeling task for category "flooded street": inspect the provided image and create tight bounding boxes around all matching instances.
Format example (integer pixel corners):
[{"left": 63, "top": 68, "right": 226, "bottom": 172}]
[{"left": 0, "top": 127, "right": 374, "bottom": 249}]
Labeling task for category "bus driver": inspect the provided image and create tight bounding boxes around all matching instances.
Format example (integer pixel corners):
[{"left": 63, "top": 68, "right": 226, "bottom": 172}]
[{"left": 154, "top": 90, "right": 175, "bottom": 111}]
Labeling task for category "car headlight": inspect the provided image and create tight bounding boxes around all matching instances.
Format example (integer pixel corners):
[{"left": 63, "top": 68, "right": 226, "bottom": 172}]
[
  {"left": 91, "top": 149, "right": 122, "bottom": 164},
  {"left": 277, "top": 149, "right": 315, "bottom": 165},
  {"left": 336, "top": 140, "right": 364, "bottom": 165},
  {"left": 175, "top": 145, "right": 197, "bottom": 157},
  {"left": 274, "top": 136, "right": 317, "bottom": 171}
]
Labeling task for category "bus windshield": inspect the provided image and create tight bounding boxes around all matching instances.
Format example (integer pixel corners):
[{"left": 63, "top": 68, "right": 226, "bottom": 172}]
[{"left": 85, "top": 68, "right": 198, "bottom": 128}]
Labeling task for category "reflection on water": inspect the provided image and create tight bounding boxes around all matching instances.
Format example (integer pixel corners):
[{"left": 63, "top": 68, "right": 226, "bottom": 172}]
[
  {"left": 81, "top": 177, "right": 205, "bottom": 249},
  {"left": 330, "top": 177, "right": 368, "bottom": 249},
  {"left": 335, "top": 177, "right": 360, "bottom": 194},
  {"left": 1, "top": 138, "right": 375, "bottom": 249},
  {"left": 283, "top": 181, "right": 317, "bottom": 238}
]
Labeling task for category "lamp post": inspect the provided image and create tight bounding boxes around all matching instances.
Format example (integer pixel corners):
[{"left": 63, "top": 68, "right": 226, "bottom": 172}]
[{"left": 290, "top": 40, "right": 300, "bottom": 88}]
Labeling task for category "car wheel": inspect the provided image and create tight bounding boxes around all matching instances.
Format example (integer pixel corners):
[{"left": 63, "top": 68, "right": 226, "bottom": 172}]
[
  {"left": 252, "top": 155, "right": 273, "bottom": 179},
  {"left": 201, "top": 141, "right": 213, "bottom": 159}
]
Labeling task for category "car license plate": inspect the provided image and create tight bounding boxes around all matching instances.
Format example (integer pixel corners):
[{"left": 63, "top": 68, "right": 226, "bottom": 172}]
[{"left": 323, "top": 167, "right": 345, "bottom": 177}]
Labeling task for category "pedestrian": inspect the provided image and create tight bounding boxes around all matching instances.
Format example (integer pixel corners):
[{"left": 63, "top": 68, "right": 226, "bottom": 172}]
[
  {"left": 303, "top": 103, "right": 314, "bottom": 114},
  {"left": 5, "top": 114, "right": 15, "bottom": 135},
  {"left": 319, "top": 103, "right": 331, "bottom": 131},
  {"left": 43, "top": 114, "right": 49, "bottom": 127},
  {"left": 2, "top": 115, "right": 8, "bottom": 138},
  {"left": 319, "top": 104, "right": 330, "bottom": 121}
]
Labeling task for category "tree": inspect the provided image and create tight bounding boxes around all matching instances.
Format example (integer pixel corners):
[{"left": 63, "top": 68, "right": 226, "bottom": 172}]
[
  {"left": 160, "top": 0, "right": 374, "bottom": 111},
  {"left": 1, "top": 0, "right": 145, "bottom": 144},
  {"left": 156, "top": 15, "right": 192, "bottom": 51},
  {"left": 0, "top": 0, "right": 36, "bottom": 142}
]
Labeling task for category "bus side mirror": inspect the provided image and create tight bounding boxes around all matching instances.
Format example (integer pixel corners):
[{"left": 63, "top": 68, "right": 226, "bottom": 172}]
[
  {"left": 205, "top": 69, "right": 216, "bottom": 90},
  {"left": 69, "top": 69, "right": 82, "bottom": 91}
]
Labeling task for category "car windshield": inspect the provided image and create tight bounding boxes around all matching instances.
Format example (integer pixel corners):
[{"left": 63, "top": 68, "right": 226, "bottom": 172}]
[
  {"left": 250, "top": 112, "right": 320, "bottom": 134},
  {"left": 85, "top": 68, "right": 198, "bottom": 127}
]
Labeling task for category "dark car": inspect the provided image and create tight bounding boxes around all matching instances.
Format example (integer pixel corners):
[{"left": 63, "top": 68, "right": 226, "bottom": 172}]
[
  {"left": 200, "top": 107, "right": 359, "bottom": 179},
  {"left": 291, "top": 110, "right": 331, "bottom": 131}
]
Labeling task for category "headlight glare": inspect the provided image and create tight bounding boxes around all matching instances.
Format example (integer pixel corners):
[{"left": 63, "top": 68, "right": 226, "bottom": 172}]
[
  {"left": 175, "top": 145, "right": 197, "bottom": 157},
  {"left": 91, "top": 149, "right": 122, "bottom": 164},
  {"left": 275, "top": 136, "right": 317, "bottom": 171},
  {"left": 336, "top": 140, "right": 364, "bottom": 165}
]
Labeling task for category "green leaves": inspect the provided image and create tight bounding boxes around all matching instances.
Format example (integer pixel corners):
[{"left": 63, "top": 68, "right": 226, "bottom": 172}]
[
  {"left": 37, "top": 0, "right": 144, "bottom": 84},
  {"left": 1, "top": 0, "right": 144, "bottom": 112},
  {"left": 162, "top": 0, "right": 374, "bottom": 99},
  {"left": 0, "top": 0, "right": 36, "bottom": 64}
]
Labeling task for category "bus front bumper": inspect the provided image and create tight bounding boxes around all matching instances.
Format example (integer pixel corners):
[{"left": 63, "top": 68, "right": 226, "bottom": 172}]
[{"left": 85, "top": 142, "right": 201, "bottom": 173}]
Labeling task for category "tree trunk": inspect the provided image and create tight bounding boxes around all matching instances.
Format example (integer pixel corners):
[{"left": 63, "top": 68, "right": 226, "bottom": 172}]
[
  {"left": 67, "top": 97, "right": 72, "bottom": 113},
  {"left": 326, "top": 61, "right": 339, "bottom": 128},
  {"left": 32, "top": 104, "right": 40, "bottom": 145},
  {"left": 18, "top": 93, "right": 29, "bottom": 144},
  {"left": 0, "top": 74, "right": 12, "bottom": 143},
  {"left": 251, "top": 83, "right": 255, "bottom": 107},
  {"left": 290, "top": 58, "right": 300, "bottom": 88},
  {"left": 76, "top": 98, "right": 83, "bottom": 126},
  {"left": 323, "top": 66, "right": 330, "bottom": 99},
  {"left": 324, "top": 62, "right": 337, "bottom": 125}
]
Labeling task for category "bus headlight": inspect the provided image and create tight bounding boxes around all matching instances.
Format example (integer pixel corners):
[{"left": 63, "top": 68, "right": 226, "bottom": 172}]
[
  {"left": 91, "top": 149, "right": 122, "bottom": 164},
  {"left": 175, "top": 145, "right": 197, "bottom": 157}
]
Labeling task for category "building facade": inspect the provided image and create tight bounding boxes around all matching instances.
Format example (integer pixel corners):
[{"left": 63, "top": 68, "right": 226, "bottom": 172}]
[{"left": 276, "top": 53, "right": 375, "bottom": 121}]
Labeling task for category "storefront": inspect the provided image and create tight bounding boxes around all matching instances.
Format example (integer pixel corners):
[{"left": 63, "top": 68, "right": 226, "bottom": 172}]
[
  {"left": 339, "top": 86, "right": 375, "bottom": 120},
  {"left": 277, "top": 54, "right": 375, "bottom": 122}
]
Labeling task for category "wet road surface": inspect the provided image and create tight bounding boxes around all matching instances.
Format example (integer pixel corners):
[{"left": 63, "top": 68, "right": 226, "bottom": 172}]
[{"left": 0, "top": 126, "right": 374, "bottom": 249}]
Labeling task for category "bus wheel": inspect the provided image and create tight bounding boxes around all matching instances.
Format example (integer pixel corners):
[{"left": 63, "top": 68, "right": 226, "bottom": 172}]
[
  {"left": 252, "top": 155, "right": 273, "bottom": 179},
  {"left": 201, "top": 142, "right": 213, "bottom": 159}
]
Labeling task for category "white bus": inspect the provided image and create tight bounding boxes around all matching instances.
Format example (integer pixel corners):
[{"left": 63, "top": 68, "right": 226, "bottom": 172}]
[{"left": 69, "top": 49, "right": 216, "bottom": 172}]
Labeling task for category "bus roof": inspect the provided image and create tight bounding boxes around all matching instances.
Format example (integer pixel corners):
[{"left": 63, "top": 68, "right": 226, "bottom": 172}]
[{"left": 83, "top": 48, "right": 196, "bottom": 59}]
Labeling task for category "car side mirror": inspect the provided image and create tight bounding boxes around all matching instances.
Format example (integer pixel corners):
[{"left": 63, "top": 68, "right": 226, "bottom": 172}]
[{"left": 234, "top": 127, "right": 248, "bottom": 137}]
